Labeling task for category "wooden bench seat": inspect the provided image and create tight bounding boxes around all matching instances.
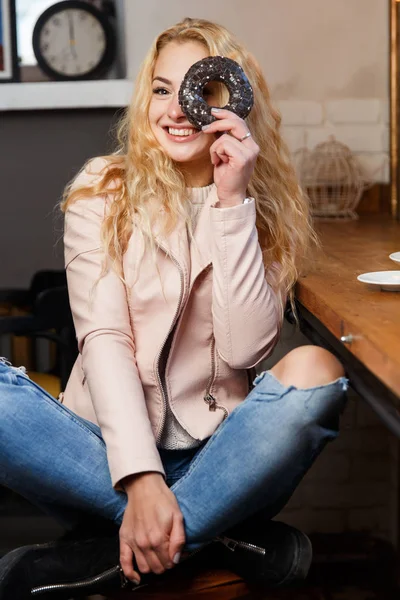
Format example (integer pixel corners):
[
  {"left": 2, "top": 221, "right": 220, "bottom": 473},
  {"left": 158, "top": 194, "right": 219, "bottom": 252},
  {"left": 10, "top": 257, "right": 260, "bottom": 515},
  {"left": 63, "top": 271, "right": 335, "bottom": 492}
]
[
  {"left": 108, "top": 562, "right": 304, "bottom": 599},
  {"left": 110, "top": 565, "right": 255, "bottom": 599}
]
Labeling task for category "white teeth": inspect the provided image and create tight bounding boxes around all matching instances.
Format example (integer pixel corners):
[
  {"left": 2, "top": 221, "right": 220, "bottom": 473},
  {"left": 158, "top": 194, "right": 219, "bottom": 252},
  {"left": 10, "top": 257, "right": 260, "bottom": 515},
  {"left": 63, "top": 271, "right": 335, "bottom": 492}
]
[{"left": 168, "top": 127, "right": 196, "bottom": 136}]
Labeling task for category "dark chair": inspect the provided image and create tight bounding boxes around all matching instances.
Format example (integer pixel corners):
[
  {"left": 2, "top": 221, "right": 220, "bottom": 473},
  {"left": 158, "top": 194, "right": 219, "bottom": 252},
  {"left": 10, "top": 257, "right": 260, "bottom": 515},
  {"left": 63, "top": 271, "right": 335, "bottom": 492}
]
[
  {"left": 0, "top": 270, "right": 69, "bottom": 388},
  {"left": 0, "top": 285, "right": 77, "bottom": 393},
  {"left": 0, "top": 270, "right": 67, "bottom": 312}
]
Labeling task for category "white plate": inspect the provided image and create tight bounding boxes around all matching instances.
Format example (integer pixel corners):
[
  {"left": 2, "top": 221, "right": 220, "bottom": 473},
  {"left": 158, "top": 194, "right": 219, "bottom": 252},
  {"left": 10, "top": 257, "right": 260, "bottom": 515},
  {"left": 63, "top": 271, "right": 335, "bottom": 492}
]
[
  {"left": 357, "top": 271, "right": 400, "bottom": 291},
  {"left": 389, "top": 252, "right": 400, "bottom": 264}
]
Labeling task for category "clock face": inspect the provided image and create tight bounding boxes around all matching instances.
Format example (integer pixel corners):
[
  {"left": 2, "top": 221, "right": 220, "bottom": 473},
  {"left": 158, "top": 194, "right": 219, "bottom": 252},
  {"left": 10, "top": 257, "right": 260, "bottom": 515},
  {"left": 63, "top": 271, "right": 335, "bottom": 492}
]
[
  {"left": 33, "top": 2, "right": 116, "bottom": 80},
  {"left": 39, "top": 9, "right": 106, "bottom": 77}
]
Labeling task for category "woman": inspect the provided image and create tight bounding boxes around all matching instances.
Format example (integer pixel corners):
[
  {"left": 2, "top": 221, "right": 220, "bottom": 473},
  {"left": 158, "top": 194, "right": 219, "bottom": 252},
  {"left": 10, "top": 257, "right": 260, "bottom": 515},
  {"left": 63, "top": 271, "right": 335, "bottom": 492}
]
[{"left": 0, "top": 17, "right": 348, "bottom": 599}]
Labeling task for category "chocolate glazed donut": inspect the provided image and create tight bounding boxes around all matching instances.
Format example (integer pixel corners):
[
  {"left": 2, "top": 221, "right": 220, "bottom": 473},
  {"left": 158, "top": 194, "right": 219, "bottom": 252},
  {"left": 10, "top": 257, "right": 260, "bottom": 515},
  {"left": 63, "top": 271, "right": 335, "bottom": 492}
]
[{"left": 178, "top": 56, "right": 254, "bottom": 129}]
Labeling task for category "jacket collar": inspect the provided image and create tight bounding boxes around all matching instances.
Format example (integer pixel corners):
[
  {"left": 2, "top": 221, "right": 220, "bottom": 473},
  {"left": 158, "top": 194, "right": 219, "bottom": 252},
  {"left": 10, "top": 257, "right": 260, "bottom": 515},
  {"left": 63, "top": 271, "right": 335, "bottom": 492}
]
[
  {"left": 188, "top": 185, "right": 218, "bottom": 287},
  {"left": 154, "top": 185, "right": 218, "bottom": 289}
]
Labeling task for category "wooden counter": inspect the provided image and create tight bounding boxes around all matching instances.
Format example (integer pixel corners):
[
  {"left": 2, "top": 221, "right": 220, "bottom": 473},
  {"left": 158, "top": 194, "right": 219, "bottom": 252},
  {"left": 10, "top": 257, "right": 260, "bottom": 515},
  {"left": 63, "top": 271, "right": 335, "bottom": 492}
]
[{"left": 295, "top": 215, "right": 400, "bottom": 400}]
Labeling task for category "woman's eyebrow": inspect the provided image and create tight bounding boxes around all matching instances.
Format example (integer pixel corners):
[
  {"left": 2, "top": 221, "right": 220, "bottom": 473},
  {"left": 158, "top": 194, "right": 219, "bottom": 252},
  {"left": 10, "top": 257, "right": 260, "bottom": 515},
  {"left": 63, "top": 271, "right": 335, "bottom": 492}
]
[{"left": 152, "top": 76, "right": 172, "bottom": 85}]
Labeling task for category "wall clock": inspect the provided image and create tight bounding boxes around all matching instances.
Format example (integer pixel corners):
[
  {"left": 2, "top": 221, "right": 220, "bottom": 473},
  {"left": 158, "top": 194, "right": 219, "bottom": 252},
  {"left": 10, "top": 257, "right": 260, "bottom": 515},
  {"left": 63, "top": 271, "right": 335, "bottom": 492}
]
[{"left": 32, "top": 0, "right": 116, "bottom": 81}]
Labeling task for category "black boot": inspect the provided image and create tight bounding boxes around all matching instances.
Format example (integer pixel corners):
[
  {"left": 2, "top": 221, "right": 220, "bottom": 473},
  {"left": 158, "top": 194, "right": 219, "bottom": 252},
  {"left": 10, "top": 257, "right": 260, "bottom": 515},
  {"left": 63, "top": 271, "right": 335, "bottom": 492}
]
[
  {"left": 0, "top": 530, "right": 210, "bottom": 599},
  {"left": 0, "top": 533, "right": 134, "bottom": 599},
  {"left": 0, "top": 521, "right": 311, "bottom": 598},
  {"left": 213, "top": 520, "right": 312, "bottom": 587}
]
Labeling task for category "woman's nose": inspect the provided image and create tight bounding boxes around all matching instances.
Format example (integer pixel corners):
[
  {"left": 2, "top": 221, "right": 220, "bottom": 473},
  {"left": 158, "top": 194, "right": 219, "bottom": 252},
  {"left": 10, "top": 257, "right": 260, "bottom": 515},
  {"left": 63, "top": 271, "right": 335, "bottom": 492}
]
[{"left": 167, "top": 93, "right": 185, "bottom": 120}]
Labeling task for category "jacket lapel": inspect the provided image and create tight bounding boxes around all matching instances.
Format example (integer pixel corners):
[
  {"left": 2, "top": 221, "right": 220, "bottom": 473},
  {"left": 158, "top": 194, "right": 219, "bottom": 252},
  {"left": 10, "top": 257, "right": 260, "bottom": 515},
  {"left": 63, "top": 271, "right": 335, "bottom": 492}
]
[
  {"left": 153, "top": 210, "right": 191, "bottom": 293},
  {"left": 189, "top": 185, "right": 218, "bottom": 288},
  {"left": 153, "top": 185, "right": 218, "bottom": 292}
]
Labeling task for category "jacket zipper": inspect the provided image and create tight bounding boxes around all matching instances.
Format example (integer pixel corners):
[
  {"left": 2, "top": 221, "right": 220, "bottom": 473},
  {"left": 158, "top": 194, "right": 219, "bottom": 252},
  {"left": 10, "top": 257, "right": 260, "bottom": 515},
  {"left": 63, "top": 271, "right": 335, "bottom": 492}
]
[
  {"left": 155, "top": 248, "right": 185, "bottom": 444},
  {"left": 203, "top": 336, "right": 228, "bottom": 419},
  {"left": 154, "top": 254, "right": 228, "bottom": 440}
]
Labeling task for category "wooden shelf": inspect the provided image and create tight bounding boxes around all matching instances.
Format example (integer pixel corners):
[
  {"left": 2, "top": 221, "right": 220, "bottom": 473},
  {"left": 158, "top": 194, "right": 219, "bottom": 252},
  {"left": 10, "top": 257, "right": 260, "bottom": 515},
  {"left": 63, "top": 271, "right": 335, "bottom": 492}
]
[{"left": 0, "top": 79, "right": 133, "bottom": 111}]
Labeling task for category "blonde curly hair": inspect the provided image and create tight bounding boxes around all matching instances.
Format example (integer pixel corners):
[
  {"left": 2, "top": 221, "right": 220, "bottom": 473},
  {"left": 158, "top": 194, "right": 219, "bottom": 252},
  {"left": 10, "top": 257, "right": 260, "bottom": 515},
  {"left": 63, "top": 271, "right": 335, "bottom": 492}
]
[{"left": 60, "top": 17, "right": 318, "bottom": 321}]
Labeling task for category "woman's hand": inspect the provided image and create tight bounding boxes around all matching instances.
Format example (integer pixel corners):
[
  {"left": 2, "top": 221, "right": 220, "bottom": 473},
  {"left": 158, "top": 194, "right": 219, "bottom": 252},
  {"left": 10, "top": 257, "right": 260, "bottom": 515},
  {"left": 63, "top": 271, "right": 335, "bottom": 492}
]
[
  {"left": 202, "top": 107, "right": 259, "bottom": 207},
  {"left": 119, "top": 472, "right": 186, "bottom": 584}
]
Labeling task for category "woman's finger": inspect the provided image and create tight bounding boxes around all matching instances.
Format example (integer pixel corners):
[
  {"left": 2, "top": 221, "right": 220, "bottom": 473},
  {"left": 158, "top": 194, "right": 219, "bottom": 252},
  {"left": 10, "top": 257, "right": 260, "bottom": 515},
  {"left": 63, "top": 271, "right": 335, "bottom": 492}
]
[
  {"left": 131, "top": 544, "right": 152, "bottom": 575},
  {"left": 168, "top": 512, "right": 186, "bottom": 565},
  {"left": 202, "top": 118, "right": 254, "bottom": 145},
  {"left": 208, "top": 107, "right": 242, "bottom": 121},
  {"left": 210, "top": 135, "right": 250, "bottom": 166},
  {"left": 141, "top": 545, "right": 169, "bottom": 574},
  {"left": 134, "top": 527, "right": 172, "bottom": 573},
  {"left": 119, "top": 540, "right": 141, "bottom": 585}
]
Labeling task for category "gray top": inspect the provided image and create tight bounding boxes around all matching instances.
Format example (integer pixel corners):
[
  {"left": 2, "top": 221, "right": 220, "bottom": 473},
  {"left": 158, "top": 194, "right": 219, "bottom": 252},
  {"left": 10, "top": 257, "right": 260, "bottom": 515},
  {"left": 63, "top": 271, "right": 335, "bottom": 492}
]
[{"left": 158, "top": 183, "right": 214, "bottom": 450}]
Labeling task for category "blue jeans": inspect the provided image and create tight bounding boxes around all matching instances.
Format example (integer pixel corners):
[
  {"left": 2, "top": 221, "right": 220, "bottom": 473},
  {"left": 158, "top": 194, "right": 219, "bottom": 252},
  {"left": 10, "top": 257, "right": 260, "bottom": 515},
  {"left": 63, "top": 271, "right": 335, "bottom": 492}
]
[{"left": 0, "top": 358, "right": 348, "bottom": 551}]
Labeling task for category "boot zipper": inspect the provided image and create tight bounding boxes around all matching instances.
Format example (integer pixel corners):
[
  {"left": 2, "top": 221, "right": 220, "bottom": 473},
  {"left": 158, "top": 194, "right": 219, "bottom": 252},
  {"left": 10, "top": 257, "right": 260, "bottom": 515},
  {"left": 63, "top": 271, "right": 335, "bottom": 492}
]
[
  {"left": 203, "top": 337, "right": 228, "bottom": 419},
  {"left": 31, "top": 545, "right": 214, "bottom": 597},
  {"left": 216, "top": 535, "right": 266, "bottom": 556},
  {"left": 30, "top": 565, "right": 133, "bottom": 596},
  {"left": 181, "top": 542, "right": 212, "bottom": 563}
]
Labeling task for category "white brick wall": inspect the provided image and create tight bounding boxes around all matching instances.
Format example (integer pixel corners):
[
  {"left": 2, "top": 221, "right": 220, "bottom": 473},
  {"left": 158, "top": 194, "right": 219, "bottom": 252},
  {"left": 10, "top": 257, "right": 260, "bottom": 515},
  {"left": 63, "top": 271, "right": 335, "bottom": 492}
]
[
  {"left": 279, "top": 101, "right": 324, "bottom": 126},
  {"left": 277, "top": 99, "right": 389, "bottom": 183},
  {"left": 280, "top": 127, "right": 308, "bottom": 154},
  {"left": 325, "top": 100, "right": 381, "bottom": 124},
  {"left": 356, "top": 154, "right": 390, "bottom": 184}
]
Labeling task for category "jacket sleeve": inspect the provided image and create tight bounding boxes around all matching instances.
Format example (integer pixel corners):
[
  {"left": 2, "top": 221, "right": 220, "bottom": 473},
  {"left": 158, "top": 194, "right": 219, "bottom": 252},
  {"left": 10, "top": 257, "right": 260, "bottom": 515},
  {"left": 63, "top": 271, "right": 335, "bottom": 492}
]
[
  {"left": 209, "top": 192, "right": 285, "bottom": 369},
  {"left": 64, "top": 159, "right": 165, "bottom": 489}
]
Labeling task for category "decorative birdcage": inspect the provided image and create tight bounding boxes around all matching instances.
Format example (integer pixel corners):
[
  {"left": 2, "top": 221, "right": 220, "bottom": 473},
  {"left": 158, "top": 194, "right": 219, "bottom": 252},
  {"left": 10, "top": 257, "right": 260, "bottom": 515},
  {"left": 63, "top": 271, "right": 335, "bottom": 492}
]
[{"left": 294, "top": 136, "right": 370, "bottom": 220}]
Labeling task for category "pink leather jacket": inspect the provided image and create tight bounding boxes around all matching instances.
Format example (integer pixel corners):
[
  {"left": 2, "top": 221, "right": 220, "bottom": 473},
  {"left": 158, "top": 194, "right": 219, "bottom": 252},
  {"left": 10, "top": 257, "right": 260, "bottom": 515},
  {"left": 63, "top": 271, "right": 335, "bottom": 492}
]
[{"left": 62, "top": 159, "right": 283, "bottom": 488}]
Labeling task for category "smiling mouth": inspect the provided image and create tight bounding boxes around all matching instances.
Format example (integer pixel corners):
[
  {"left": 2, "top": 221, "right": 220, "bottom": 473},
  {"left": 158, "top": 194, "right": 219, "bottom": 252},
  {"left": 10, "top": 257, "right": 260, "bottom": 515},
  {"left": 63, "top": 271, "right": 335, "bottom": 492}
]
[{"left": 164, "top": 126, "right": 200, "bottom": 137}]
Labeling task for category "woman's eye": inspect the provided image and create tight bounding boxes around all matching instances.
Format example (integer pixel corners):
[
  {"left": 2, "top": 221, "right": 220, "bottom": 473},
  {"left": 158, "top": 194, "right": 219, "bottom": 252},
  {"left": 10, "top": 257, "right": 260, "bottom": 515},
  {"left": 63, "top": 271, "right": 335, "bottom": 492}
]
[{"left": 153, "top": 87, "right": 169, "bottom": 95}]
